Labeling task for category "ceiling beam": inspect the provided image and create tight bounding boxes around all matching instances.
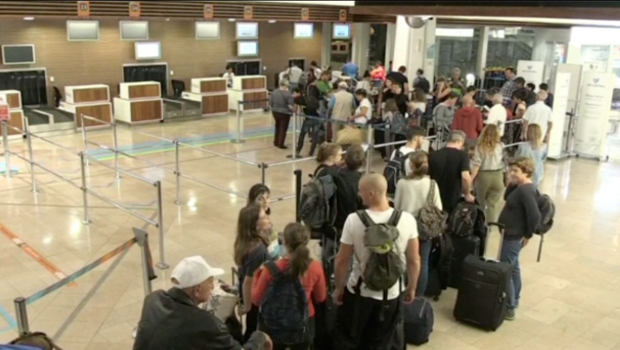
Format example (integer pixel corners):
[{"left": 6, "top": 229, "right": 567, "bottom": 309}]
[{"left": 350, "top": 5, "right": 620, "bottom": 21}]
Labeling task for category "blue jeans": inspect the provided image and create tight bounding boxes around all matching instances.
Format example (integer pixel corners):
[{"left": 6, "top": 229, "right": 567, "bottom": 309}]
[
  {"left": 416, "top": 239, "right": 432, "bottom": 296},
  {"left": 500, "top": 238, "right": 523, "bottom": 310}
]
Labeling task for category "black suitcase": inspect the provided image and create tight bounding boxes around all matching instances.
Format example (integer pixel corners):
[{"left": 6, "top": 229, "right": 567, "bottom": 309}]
[
  {"left": 448, "top": 235, "right": 481, "bottom": 289},
  {"left": 453, "top": 223, "right": 512, "bottom": 331}
]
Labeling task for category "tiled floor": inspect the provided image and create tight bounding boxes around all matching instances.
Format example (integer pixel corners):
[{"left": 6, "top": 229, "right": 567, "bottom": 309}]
[{"left": 0, "top": 112, "right": 619, "bottom": 350}]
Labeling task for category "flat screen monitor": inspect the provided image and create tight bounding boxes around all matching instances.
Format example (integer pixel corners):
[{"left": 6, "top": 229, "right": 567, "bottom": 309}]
[
  {"left": 294, "top": 23, "right": 314, "bottom": 39},
  {"left": 135, "top": 42, "right": 162, "bottom": 60},
  {"left": 332, "top": 23, "right": 351, "bottom": 39},
  {"left": 120, "top": 21, "right": 149, "bottom": 40},
  {"left": 236, "top": 22, "right": 259, "bottom": 39},
  {"left": 237, "top": 41, "right": 258, "bottom": 57},
  {"left": 2, "top": 45, "right": 36, "bottom": 65},
  {"left": 195, "top": 21, "right": 220, "bottom": 39},
  {"left": 67, "top": 20, "right": 100, "bottom": 41}
]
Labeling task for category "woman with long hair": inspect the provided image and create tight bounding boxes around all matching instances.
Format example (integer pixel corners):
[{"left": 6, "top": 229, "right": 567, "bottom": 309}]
[
  {"left": 471, "top": 124, "right": 506, "bottom": 222},
  {"left": 248, "top": 184, "right": 271, "bottom": 215},
  {"left": 516, "top": 124, "right": 545, "bottom": 188},
  {"left": 434, "top": 76, "right": 452, "bottom": 105},
  {"left": 394, "top": 151, "right": 442, "bottom": 296},
  {"left": 234, "top": 204, "right": 273, "bottom": 341},
  {"left": 314, "top": 143, "right": 342, "bottom": 178},
  {"left": 252, "top": 223, "right": 327, "bottom": 350}
]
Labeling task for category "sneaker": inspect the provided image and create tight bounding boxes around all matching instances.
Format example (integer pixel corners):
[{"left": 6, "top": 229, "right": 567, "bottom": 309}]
[{"left": 505, "top": 309, "right": 516, "bottom": 321}]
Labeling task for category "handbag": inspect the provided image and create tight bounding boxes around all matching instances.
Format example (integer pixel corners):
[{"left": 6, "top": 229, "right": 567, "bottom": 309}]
[
  {"left": 336, "top": 125, "right": 368, "bottom": 145},
  {"left": 203, "top": 280, "right": 239, "bottom": 323}
]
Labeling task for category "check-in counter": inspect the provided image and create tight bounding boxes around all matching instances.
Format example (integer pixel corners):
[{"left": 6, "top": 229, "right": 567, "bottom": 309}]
[
  {"left": 114, "top": 81, "right": 163, "bottom": 124},
  {"left": 180, "top": 77, "right": 229, "bottom": 117},
  {"left": 228, "top": 75, "right": 268, "bottom": 113}
]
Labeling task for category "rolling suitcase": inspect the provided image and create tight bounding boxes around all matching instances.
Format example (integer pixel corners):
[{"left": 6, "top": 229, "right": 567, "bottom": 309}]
[
  {"left": 453, "top": 223, "right": 512, "bottom": 331},
  {"left": 448, "top": 234, "right": 480, "bottom": 289}
]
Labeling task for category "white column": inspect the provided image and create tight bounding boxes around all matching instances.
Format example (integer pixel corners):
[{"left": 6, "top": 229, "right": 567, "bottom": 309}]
[
  {"left": 352, "top": 23, "right": 371, "bottom": 73},
  {"left": 392, "top": 16, "right": 436, "bottom": 81},
  {"left": 476, "top": 26, "right": 490, "bottom": 78},
  {"left": 321, "top": 23, "right": 332, "bottom": 69},
  {"left": 384, "top": 23, "right": 396, "bottom": 70}
]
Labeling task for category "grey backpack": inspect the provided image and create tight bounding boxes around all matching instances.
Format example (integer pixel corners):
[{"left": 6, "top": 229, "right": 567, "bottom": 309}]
[
  {"left": 299, "top": 175, "right": 336, "bottom": 230},
  {"left": 356, "top": 210, "right": 405, "bottom": 293},
  {"left": 416, "top": 180, "right": 447, "bottom": 240}
]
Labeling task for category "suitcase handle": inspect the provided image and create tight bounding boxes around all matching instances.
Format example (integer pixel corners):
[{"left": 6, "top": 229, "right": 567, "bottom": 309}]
[{"left": 485, "top": 222, "right": 506, "bottom": 261}]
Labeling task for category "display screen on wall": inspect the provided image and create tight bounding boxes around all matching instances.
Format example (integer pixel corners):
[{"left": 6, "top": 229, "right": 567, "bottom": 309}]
[
  {"left": 120, "top": 21, "right": 149, "bottom": 40},
  {"left": 236, "top": 22, "right": 259, "bottom": 39},
  {"left": 294, "top": 23, "right": 314, "bottom": 38},
  {"left": 237, "top": 41, "right": 259, "bottom": 57},
  {"left": 2, "top": 45, "right": 36, "bottom": 65},
  {"left": 196, "top": 22, "right": 220, "bottom": 39},
  {"left": 135, "top": 42, "right": 162, "bottom": 60},
  {"left": 67, "top": 20, "right": 100, "bottom": 41},
  {"left": 332, "top": 24, "right": 351, "bottom": 39}
]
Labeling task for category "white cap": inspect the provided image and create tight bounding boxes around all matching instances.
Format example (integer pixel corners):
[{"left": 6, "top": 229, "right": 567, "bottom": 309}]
[
  {"left": 338, "top": 81, "right": 348, "bottom": 89},
  {"left": 170, "top": 256, "right": 224, "bottom": 289}
]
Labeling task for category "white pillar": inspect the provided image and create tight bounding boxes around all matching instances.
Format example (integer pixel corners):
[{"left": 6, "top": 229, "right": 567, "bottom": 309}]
[
  {"left": 352, "top": 23, "right": 371, "bottom": 73},
  {"left": 476, "top": 26, "right": 490, "bottom": 78},
  {"left": 385, "top": 23, "right": 396, "bottom": 70},
  {"left": 321, "top": 23, "right": 332, "bottom": 69},
  {"left": 392, "top": 16, "right": 436, "bottom": 81}
]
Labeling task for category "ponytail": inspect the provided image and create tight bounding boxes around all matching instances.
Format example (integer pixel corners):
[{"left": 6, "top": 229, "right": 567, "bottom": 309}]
[{"left": 283, "top": 223, "right": 311, "bottom": 278}]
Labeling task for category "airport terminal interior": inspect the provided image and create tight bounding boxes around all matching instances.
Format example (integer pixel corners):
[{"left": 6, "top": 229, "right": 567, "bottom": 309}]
[{"left": 0, "top": 1, "right": 619, "bottom": 349}]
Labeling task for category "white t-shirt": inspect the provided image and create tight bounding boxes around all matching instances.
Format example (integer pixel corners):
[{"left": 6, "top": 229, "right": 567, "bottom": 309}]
[
  {"left": 486, "top": 104, "right": 508, "bottom": 136},
  {"left": 354, "top": 98, "right": 372, "bottom": 124},
  {"left": 288, "top": 66, "right": 303, "bottom": 84},
  {"left": 410, "top": 101, "right": 426, "bottom": 114},
  {"left": 356, "top": 80, "right": 372, "bottom": 94},
  {"left": 524, "top": 101, "right": 552, "bottom": 137},
  {"left": 340, "top": 208, "right": 418, "bottom": 301},
  {"left": 389, "top": 144, "right": 430, "bottom": 176},
  {"left": 223, "top": 72, "right": 234, "bottom": 87},
  {"left": 394, "top": 177, "right": 443, "bottom": 217}
]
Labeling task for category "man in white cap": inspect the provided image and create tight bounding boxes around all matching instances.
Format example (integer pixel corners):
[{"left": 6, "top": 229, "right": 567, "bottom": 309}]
[
  {"left": 328, "top": 81, "right": 355, "bottom": 142},
  {"left": 133, "top": 256, "right": 272, "bottom": 350}
]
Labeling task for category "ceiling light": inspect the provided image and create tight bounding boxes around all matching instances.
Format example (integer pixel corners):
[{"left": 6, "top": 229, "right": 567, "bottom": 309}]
[
  {"left": 268, "top": 20, "right": 277, "bottom": 24},
  {"left": 165, "top": 18, "right": 170, "bottom": 21},
  {"left": 228, "top": 18, "right": 236, "bottom": 22},
  {"left": 23, "top": 16, "right": 34, "bottom": 21}
]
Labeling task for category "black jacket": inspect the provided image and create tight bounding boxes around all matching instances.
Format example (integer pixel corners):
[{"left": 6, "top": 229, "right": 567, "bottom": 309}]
[{"left": 133, "top": 288, "right": 265, "bottom": 350}]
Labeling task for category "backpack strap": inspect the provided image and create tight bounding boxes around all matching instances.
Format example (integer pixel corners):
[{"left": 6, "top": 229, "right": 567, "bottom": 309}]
[
  {"left": 264, "top": 261, "right": 282, "bottom": 279},
  {"left": 387, "top": 209, "right": 402, "bottom": 227},
  {"left": 426, "top": 180, "right": 436, "bottom": 206},
  {"left": 356, "top": 210, "right": 375, "bottom": 228}
]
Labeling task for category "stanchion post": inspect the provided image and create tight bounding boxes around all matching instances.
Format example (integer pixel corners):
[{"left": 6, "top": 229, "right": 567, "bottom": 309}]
[
  {"left": 260, "top": 162, "right": 267, "bottom": 185},
  {"left": 112, "top": 122, "right": 121, "bottom": 179},
  {"left": 173, "top": 140, "right": 183, "bottom": 205},
  {"left": 79, "top": 152, "right": 91, "bottom": 225},
  {"left": 80, "top": 114, "right": 89, "bottom": 166},
  {"left": 14, "top": 297, "right": 29, "bottom": 335},
  {"left": 365, "top": 124, "right": 374, "bottom": 174},
  {"left": 294, "top": 169, "right": 302, "bottom": 223},
  {"left": 292, "top": 111, "right": 298, "bottom": 158},
  {"left": 155, "top": 180, "right": 169, "bottom": 270},
  {"left": 24, "top": 118, "right": 38, "bottom": 193},
  {"left": 2, "top": 121, "right": 11, "bottom": 179},
  {"left": 231, "top": 101, "right": 245, "bottom": 144}
]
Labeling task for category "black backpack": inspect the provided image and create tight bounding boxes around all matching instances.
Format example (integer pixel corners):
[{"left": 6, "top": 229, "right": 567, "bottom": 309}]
[
  {"left": 447, "top": 201, "right": 479, "bottom": 237},
  {"left": 383, "top": 150, "right": 413, "bottom": 197},
  {"left": 415, "top": 77, "right": 431, "bottom": 94},
  {"left": 536, "top": 193, "right": 555, "bottom": 234},
  {"left": 259, "top": 261, "right": 309, "bottom": 345},
  {"left": 404, "top": 298, "right": 434, "bottom": 345}
]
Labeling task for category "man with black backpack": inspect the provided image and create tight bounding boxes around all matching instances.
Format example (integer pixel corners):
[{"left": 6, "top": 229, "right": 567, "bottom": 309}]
[
  {"left": 385, "top": 127, "right": 428, "bottom": 197},
  {"left": 292, "top": 84, "right": 322, "bottom": 156},
  {"left": 333, "top": 174, "right": 421, "bottom": 350}
]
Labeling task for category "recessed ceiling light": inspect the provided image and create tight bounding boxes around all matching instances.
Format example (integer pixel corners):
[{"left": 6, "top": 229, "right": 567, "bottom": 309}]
[
  {"left": 23, "top": 16, "right": 34, "bottom": 21},
  {"left": 165, "top": 18, "right": 170, "bottom": 21},
  {"left": 268, "top": 20, "right": 277, "bottom": 23},
  {"left": 228, "top": 18, "right": 236, "bottom": 22}
]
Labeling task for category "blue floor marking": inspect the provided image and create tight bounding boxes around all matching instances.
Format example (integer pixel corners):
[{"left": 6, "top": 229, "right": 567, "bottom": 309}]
[{"left": 0, "top": 302, "right": 17, "bottom": 330}]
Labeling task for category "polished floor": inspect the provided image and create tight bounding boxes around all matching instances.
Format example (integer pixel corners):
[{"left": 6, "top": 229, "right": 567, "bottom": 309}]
[{"left": 0, "top": 112, "right": 619, "bottom": 350}]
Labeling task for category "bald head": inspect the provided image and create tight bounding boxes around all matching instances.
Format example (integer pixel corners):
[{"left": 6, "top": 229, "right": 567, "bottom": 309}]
[
  {"left": 463, "top": 95, "right": 475, "bottom": 107},
  {"left": 359, "top": 174, "right": 388, "bottom": 207}
]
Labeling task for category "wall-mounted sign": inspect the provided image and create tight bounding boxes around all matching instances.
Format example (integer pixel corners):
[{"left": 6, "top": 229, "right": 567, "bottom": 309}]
[
  {"left": 244, "top": 6, "right": 253, "bottom": 20},
  {"left": 516, "top": 60, "right": 545, "bottom": 88},
  {"left": 77, "top": 1, "right": 90, "bottom": 17},
  {"left": 547, "top": 71, "right": 571, "bottom": 159},
  {"left": 301, "top": 8, "right": 310, "bottom": 21},
  {"left": 204, "top": 4, "right": 214, "bottom": 19},
  {"left": 339, "top": 9, "right": 347, "bottom": 22},
  {"left": 129, "top": 2, "right": 140, "bottom": 18}
]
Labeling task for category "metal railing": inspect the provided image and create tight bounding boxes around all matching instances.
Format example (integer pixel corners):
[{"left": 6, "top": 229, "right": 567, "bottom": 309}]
[
  {"left": 1, "top": 118, "right": 169, "bottom": 269},
  {"left": 12, "top": 227, "right": 156, "bottom": 337},
  {"left": 231, "top": 98, "right": 271, "bottom": 144}
]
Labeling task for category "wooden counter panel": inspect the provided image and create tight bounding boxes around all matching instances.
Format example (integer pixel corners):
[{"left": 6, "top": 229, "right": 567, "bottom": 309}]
[
  {"left": 202, "top": 95, "right": 228, "bottom": 115},
  {"left": 128, "top": 84, "right": 161, "bottom": 99},
  {"left": 76, "top": 104, "right": 113, "bottom": 128},
  {"left": 241, "top": 77, "right": 266, "bottom": 90},
  {"left": 6, "top": 93, "right": 21, "bottom": 109},
  {"left": 130, "top": 100, "right": 163, "bottom": 122},
  {"left": 243, "top": 91, "right": 268, "bottom": 110},
  {"left": 73, "top": 87, "right": 109, "bottom": 103},
  {"left": 201, "top": 80, "right": 227, "bottom": 93},
  {"left": 8, "top": 110, "right": 24, "bottom": 135}
]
